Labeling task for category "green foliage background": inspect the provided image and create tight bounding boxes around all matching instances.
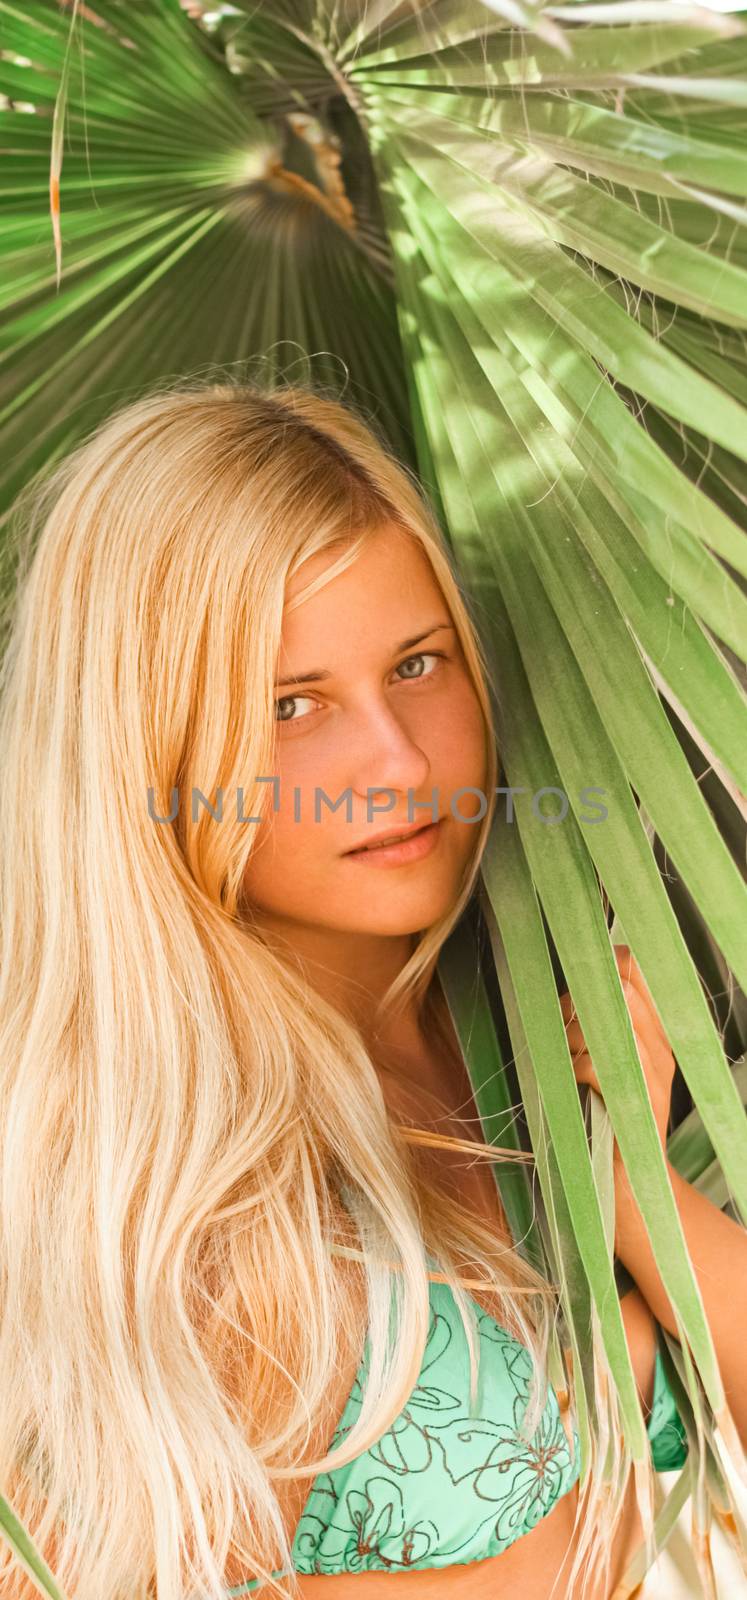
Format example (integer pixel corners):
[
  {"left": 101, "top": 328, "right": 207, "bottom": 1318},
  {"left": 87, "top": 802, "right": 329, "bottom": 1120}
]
[{"left": 1, "top": 2, "right": 747, "bottom": 1593}]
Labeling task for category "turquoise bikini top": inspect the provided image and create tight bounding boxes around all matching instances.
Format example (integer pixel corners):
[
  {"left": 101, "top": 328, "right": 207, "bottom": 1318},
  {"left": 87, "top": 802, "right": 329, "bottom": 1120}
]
[{"left": 228, "top": 1271, "right": 688, "bottom": 1593}]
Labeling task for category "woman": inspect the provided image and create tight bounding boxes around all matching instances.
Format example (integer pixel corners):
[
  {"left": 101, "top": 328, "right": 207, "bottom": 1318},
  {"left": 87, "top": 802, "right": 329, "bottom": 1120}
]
[{"left": 0, "top": 379, "right": 735, "bottom": 1600}]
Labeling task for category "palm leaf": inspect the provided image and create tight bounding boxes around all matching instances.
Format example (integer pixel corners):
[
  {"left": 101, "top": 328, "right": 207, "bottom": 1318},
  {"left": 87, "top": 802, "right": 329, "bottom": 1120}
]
[
  {"left": 0, "top": 1493, "right": 66, "bottom": 1600},
  {"left": 0, "top": 0, "right": 414, "bottom": 554},
  {"left": 1, "top": 1, "right": 746, "bottom": 1594}
]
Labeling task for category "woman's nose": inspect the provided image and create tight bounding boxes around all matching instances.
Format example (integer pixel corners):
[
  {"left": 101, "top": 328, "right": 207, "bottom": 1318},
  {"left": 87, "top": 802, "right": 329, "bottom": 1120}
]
[{"left": 345, "top": 696, "right": 432, "bottom": 802}]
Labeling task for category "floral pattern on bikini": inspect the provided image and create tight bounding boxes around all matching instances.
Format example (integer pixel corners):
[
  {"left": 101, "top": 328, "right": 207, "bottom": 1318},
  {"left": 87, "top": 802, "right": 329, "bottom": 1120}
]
[{"left": 291, "top": 1286, "right": 579, "bottom": 1576}]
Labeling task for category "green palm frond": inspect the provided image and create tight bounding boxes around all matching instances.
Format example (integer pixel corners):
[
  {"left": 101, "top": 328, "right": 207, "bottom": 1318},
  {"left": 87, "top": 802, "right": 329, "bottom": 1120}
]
[
  {"left": 0, "top": 1491, "right": 66, "bottom": 1600},
  {"left": 0, "top": 0, "right": 414, "bottom": 544},
  {"left": 2, "top": 1, "right": 747, "bottom": 1595}
]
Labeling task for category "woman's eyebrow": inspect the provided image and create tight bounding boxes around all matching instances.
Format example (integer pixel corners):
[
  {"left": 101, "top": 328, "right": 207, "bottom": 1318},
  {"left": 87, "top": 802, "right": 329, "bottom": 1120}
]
[{"left": 274, "top": 622, "right": 455, "bottom": 687}]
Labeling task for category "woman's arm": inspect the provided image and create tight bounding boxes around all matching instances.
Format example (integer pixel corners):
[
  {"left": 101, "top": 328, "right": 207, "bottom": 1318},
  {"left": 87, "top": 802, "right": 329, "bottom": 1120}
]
[
  {"left": 560, "top": 942, "right": 747, "bottom": 1453},
  {"left": 618, "top": 1280, "right": 658, "bottom": 1418},
  {"left": 614, "top": 1153, "right": 747, "bottom": 1450}
]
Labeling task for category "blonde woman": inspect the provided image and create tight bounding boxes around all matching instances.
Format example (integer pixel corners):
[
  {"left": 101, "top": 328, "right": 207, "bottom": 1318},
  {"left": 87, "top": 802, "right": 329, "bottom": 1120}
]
[{"left": 0, "top": 380, "right": 741, "bottom": 1600}]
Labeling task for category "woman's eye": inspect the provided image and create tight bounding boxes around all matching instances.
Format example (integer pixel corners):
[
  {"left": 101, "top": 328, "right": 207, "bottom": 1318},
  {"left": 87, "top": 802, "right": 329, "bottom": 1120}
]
[
  {"left": 275, "top": 693, "right": 317, "bottom": 725},
  {"left": 395, "top": 650, "right": 445, "bottom": 683},
  {"left": 274, "top": 652, "right": 447, "bottom": 726}
]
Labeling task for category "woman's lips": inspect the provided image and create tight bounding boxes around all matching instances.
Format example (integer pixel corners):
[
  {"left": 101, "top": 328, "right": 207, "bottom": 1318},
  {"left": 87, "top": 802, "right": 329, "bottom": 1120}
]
[{"left": 343, "top": 818, "right": 444, "bottom": 867}]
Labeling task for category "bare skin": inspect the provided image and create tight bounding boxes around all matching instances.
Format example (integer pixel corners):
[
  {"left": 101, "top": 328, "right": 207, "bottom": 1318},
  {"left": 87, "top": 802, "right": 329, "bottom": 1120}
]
[
  {"left": 240, "top": 521, "right": 488, "bottom": 1063},
  {"left": 222, "top": 1030, "right": 660, "bottom": 1599},
  {"left": 11, "top": 527, "right": 740, "bottom": 1596},
  {"left": 232, "top": 523, "right": 661, "bottom": 1598}
]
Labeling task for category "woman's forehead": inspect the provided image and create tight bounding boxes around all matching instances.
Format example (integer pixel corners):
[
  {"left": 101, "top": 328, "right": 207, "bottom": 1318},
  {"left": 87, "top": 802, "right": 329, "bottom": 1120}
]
[{"left": 283, "top": 523, "right": 437, "bottom": 612}]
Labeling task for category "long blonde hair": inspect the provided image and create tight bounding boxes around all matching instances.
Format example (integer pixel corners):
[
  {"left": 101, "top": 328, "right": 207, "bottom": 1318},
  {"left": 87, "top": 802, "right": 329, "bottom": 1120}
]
[{"left": 0, "top": 378, "right": 639, "bottom": 1599}]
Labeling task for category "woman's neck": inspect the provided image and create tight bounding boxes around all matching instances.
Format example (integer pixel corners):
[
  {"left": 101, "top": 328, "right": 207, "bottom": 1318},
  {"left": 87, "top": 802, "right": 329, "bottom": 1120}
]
[{"left": 370, "top": 978, "right": 467, "bottom": 1109}]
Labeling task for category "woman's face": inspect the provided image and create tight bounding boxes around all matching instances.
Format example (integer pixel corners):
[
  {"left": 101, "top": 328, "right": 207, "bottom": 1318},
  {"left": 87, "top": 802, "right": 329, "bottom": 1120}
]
[{"left": 241, "top": 523, "right": 488, "bottom": 943}]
